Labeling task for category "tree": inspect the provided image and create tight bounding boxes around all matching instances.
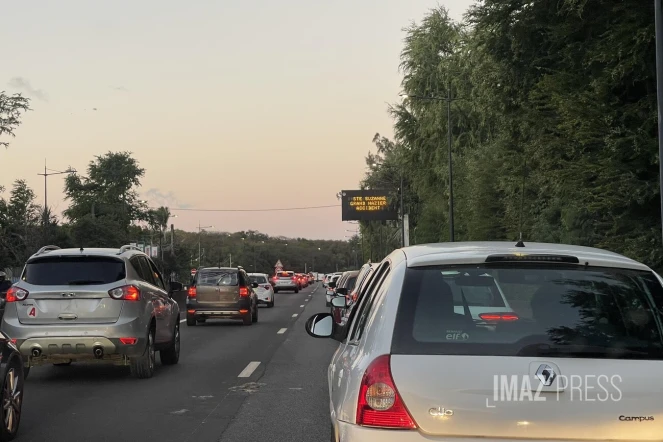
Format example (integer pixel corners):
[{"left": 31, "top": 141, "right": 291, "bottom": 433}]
[
  {"left": 0, "top": 180, "right": 43, "bottom": 265},
  {"left": 64, "top": 152, "right": 148, "bottom": 245},
  {"left": 0, "top": 92, "right": 30, "bottom": 148}
]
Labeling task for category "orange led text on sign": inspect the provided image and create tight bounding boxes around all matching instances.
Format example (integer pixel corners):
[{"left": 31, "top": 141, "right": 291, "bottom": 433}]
[{"left": 349, "top": 195, "right": 388, "bottom": 212}]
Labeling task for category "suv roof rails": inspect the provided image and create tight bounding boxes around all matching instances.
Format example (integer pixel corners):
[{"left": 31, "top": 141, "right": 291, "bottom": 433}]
[
  {"left": 118, "top": 244, "right": 143, "bottom": 254},
  {"left": 35, "top": 245, "right": 61, "bottom": 256}
]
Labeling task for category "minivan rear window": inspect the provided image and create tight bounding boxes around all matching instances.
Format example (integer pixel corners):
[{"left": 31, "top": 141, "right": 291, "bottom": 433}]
[
  {"left": 391, "top": 265, "right": 663, "bottom": 360},
  {"left": 22, "top": 256, "right": 126, "bottom": 286}
]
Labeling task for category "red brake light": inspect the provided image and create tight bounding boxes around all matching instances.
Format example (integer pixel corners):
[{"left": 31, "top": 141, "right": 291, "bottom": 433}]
[
  {"left": 5, "top": 287, "right": 28, "bottom": 303},
  {"left": 356, "top": 354, "right": 417, "bottom": 429},
  {"left": 108, "top": 285, "right": 141, "bottom": 301},
  {"left": 119, "top": 337, "right": 137, "bottom": 345},
  {"left": 479, "top": 313, "right": 519, "bottom": 322},
  {"left": 239, "top": 287, "right": 249, "bottom": 297},
  {"left": 188, "top": 286, "right": 197, "bottom": 298}
]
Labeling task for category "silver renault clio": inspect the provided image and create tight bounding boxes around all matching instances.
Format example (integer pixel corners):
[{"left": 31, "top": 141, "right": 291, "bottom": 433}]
[{"left": 1, "top": 245, "right": 182, "bottom": 379}]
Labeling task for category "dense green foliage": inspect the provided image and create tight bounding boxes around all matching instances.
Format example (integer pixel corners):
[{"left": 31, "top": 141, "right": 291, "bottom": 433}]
[{"left": 360, "top": 1, "right": 661, "bottom": 269}]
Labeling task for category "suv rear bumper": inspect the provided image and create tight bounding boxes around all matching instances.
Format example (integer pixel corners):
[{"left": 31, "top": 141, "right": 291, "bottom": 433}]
[
  {"left": 1, "top": 312, "right": 149, "bottom": 365},
  {"left": 186, "top": 298, "right": 251, "bottom": 320}
]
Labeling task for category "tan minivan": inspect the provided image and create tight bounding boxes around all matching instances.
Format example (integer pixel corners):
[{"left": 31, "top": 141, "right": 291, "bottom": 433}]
[{"left": 186, "top": 267, "right": 259, "bottom": 326}]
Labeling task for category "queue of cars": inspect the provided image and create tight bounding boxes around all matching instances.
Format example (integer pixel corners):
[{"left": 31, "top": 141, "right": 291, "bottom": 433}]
[{"left": 306, "top": 241, "right": 663, "bottom": 442}]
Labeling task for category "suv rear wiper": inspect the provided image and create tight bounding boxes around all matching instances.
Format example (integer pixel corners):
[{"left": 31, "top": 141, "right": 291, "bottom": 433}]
[
  {"left": 67, "top": 280, "right": 105, "bottom": 285},
  {"left": 518, "top": 343, "right": 651, "bottom": 358}
]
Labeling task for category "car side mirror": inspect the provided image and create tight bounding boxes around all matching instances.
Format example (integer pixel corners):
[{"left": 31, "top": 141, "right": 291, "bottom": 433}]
[
  {"left": 169, "top": 281, "right": 183, "bottom": 293},
  {"left": 305, "top": 313, "right": 334, "bottom": 338},
  {"left": 331, "top": 296, "right": 346, "bottom": 308},
  {"left": 251, "top": 282, "right": 259, "bottom": 288}
]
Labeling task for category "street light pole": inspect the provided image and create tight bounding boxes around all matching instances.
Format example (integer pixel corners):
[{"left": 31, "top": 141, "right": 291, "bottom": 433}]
[
  {"left": 447, "top": 80, "right": 454, "bottom": 242},
  {"left": 655, "top": 0, "right": 663, "bottom": 246},
  {"left": 400, "top": 90, "right": 461, "bottom": 242}
]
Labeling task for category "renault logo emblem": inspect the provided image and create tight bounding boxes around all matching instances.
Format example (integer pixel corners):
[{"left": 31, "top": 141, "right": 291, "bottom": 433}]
[{"left": 535, "top": 364, "right": 556, "bottom": 386}]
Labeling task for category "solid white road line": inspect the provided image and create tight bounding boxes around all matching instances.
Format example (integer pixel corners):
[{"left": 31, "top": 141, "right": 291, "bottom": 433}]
[
  {"left": 238, "top": 361, "right": 261, "bottom": 378},
  {"left": 277, "top": 328, "right": 287, "bottom": 334},
  {"left": 292, "top": 313, "right": 298, "bottom": 317}
]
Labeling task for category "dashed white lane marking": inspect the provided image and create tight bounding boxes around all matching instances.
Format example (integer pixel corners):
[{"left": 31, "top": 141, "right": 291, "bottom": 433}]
[
  {"left": 277, "top": 328, "right": 287, "bottom": 334},
  {"left": 300, "top": 305, "right": 305, "bottom": 307},
  {"left": 292, "top": 313, "right": 298, "bottom": 317},
  {"left": 238, "top": 361, "right": 261, "bottom": 378},
  {"left": 180, "top": 319, "right": 186, "bottom": 323}
]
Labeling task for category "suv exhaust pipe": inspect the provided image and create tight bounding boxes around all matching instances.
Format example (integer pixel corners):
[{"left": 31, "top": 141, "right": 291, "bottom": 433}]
[
  {"left": 93, "top": 346, "right": 104, "bottom": 359},
  {"left": 31, "top": 347, "right": 42, "bottom": 357}
]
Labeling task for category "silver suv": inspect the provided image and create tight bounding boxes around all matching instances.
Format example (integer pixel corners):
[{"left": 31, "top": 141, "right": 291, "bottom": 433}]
[{"left": 1, "top": 245, "right": 182, "bottom": 379}]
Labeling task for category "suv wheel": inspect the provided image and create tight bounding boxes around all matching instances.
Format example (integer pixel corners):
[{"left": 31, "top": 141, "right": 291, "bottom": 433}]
[
  {"left": 186, "top": 315, "right": 196, "bottom": 326},
  {"left": 160, "top": 323, "right": 180, "bottom": 365},
  {"left": 252, "top": 303, "right": 258, "bottom": 323},
  {"left": 130, "top": 329, "right": 155, "bottom": 379}
]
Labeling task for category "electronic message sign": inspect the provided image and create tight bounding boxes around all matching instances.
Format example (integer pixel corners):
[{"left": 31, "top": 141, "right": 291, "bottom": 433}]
[{"left": 341, "top": 189, "right": 398, "bottom": 221}]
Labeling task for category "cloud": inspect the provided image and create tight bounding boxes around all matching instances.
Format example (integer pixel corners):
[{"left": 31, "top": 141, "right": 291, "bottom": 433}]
[
  {"left": 142, "top": 188, "right": 193, "bottom": 209},
  {"left": 7, "top": 77, "right": 48, "bottom": 101},
  {"left": 111, "top": 86, "right": 129, "bottom": 92}
]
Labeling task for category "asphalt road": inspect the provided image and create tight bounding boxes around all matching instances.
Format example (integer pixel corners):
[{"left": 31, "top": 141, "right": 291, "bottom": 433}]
[{"left": 16, "top": 282, "right": 338, "bottom": 442}]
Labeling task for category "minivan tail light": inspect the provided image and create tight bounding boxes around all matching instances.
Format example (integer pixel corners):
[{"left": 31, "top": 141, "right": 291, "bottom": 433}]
[
  {"left": 5, "top": 287, "right": 28, "bottom": 303},
  {"left": 188, "top": 286, "right": 197, "bottom": 298},
  {"left": 479, "top": 313, "right": 519, "bottom": 322},
  {"left": 356, "top": 354, "right": 417, "bottom": 429},
  {"left": 108, "top": 285, "right": 141, "bottom": 301},
  {"left": 239, "top": 287, "right": 249, "bottom": 297}
]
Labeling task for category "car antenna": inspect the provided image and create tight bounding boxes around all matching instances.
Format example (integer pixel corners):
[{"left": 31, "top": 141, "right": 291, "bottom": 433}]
[{"left": 515, "top": 232, "right": 525, "bottom": 248}]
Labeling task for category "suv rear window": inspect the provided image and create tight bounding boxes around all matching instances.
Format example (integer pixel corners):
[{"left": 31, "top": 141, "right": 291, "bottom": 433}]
[
  {"left": 250, "top": 275, "right": 267, "bottom": 284},
  {"left": 391, "top": 265, "right": 663, "bottom": 360},
  {"left": 22, "top": 256, "right": 126, "bottom": 286},
  {"left": 196, "top": 270, "right": 238, "bottom": 286}
]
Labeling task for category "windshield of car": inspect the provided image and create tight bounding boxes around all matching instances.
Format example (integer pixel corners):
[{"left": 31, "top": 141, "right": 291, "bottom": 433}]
[
  {"left": 250, "top": 275, "right": 267, "bottom": 284},
  {"left": 391, "top": 265, "right": 663, "bottom": 360},
  {"left": 22, "top": 256, "right": 126, "bottom": 286},
  {"left": 196, "top": 270, "right": 238, "bottom": 286}
]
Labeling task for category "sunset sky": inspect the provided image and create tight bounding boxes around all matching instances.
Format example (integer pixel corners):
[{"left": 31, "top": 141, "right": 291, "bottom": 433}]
[{"left": 2, "top": 0, "right": 473, "bottom": 240}]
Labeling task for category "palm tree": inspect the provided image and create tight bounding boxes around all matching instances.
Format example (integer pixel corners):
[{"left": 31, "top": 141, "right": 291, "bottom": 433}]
[{"left": 148, "top": 206, "right": 171, "bottom": 260}]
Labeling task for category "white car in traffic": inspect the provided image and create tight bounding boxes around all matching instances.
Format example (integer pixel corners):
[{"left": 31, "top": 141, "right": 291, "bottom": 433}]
[
  {"left": 249, "top": 273, "right": 275, "bottom": 308},
  {"left": 306, "top": 241, "right": 663, "bottom": 441}
]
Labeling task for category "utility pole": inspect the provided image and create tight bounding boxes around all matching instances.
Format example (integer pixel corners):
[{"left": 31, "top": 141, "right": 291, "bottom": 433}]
[
  {"left": 656, "top": 0, "right": 663, "bottom": 246},
  {"left": 37, "top": 160, "right": 76, "bottom": 225},
  {"left": 197, "top": 221, "right": 213, "bottom": 267}
]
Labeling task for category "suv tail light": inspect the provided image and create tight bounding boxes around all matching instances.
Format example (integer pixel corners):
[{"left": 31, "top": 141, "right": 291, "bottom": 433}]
[
  {"left": 188, "top": 286, "right": 197, "bottom": 298},
  {"left": 5, "top": 287, "right": 29, "bottom": 303},
  {"left": 356, "top": 354, "right": 417, "bottom": 429},
  {"left": 108, "top": 285, "right": 141, "bottom": 301},
  {"left": 239, "top": 286, "right": 249, "bottom": 297},
  {"left": 479, "top": 312, "right": 519, "bottom": 322}
]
